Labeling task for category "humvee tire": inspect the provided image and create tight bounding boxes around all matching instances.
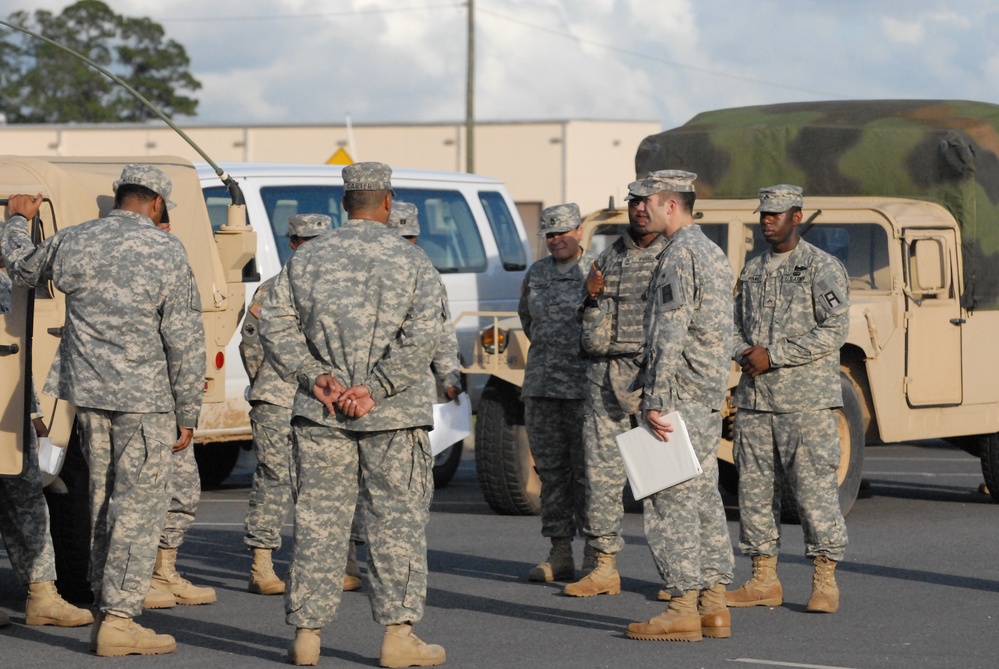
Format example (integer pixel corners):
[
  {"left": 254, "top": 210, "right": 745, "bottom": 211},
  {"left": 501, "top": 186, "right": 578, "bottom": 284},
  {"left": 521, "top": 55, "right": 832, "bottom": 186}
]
[
  {"left": 45, "top": 428, "right": 93, "bottom": 604},
  {"left": 780, "top": 371, "right": 866, "bottom": 523},
  {"left": 474, "top": 377, "right": 541, "bottom": 515},
  {"left": 977, "top": 435, "right": 999, "bottom": 503},
  {"left": 194, "top": 441, "right": 242, "bottom": 489},
  {"left": 433, "top": 442, "right": 463, "bottom": 489}
]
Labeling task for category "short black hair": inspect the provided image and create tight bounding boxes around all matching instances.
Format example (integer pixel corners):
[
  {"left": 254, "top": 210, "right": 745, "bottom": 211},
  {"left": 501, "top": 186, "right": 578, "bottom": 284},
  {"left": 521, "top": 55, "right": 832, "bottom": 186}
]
[
  {"left": 114, "top": 183, "right": 159, "bottom": 210},
  {"left": 677, "top": 190, "right": 696, "bottom": 213},
  {"left": 342, "top": 189, "right": 390, "bottom": 214}
]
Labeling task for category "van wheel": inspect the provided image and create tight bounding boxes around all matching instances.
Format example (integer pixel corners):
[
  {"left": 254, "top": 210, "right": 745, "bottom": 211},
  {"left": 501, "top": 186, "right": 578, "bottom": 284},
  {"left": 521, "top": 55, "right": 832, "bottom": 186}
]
[
  {"left": 780, "top": 371, "right": 865, "bottom": 524},
  {"left": 474, "top": 378, "right": 541, "bottom": 515},
  {"left": 978, "top": 434, "right": 999, "bottom": 503},
  {"left": 433, "top": 441, "right": 463, "bottom": 489}
]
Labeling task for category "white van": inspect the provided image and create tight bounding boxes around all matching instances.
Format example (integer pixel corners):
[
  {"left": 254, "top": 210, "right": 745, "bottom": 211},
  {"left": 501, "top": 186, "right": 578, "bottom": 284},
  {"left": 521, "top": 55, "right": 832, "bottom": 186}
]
[{"left": 194, "top": 163, "right": 531, "bottom": 486}]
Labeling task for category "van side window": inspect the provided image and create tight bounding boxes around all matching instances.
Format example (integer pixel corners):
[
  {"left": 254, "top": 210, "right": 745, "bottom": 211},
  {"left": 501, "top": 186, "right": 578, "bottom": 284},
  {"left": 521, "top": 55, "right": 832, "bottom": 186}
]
[
  {"left": 395, "top": 188, "right": 487, "bottom": 273},
  {"left": 478, "top": 191, "right": 527, "bottom": 271},
  {"left": 260, "top": 186, "right": 347, "bottom": 265}
]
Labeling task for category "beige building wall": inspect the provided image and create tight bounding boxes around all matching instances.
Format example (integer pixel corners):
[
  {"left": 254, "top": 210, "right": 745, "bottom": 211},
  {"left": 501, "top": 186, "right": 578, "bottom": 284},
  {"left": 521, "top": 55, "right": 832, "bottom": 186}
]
[{"left": 0, "top": 119, "right": 660, "bottom": 219}]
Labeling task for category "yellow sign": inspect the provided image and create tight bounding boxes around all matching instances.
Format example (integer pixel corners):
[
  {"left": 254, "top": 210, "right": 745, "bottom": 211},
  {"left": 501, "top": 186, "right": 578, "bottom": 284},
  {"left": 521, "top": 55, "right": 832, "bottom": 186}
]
[{"left": 326, "top": 148, "right": 353, "bottom": 165}]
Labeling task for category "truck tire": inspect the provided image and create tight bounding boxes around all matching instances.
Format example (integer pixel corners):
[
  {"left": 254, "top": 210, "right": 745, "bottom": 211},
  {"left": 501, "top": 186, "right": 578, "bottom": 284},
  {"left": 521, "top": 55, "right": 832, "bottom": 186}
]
[
  {"left": 780, "top": 371, "right": 866, "bottom": 523},
  {"left": 433, "top": 441, "right": 464, "bottom": 489},
  {"left": 474, "top": 378, "right": 541, "bottom": 515},
  {"left": 45, "top": 427, "right": 93, "bottom": 604},
  {"left": 194, "top": 441, "right": 242, "bottom": 489},
  {"left": 978, "top": 434, "right": 999, "bottom": 503}
]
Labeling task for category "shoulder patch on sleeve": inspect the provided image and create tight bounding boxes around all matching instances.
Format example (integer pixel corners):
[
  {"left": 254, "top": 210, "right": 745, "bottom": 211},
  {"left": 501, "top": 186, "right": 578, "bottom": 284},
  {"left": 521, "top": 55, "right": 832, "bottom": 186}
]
[
  {"left": 816, "top": 276, "right": 846, "bottom": 312},
  {"left": 656, "top": 271, "right": 684, "bottom": 311},
  {"left": 249, "top": 301, "right": 263, "bottom": 319}
]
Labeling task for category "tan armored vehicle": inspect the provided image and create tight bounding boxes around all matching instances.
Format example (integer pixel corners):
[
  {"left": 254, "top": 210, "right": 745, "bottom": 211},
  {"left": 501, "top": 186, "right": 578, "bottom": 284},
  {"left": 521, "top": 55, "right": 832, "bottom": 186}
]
[
  {"left": 0, "top": 155, "right": 255, "bottom": 595},
  {"left": 467, "top": 99, "right": 999, "bottom": 517}
]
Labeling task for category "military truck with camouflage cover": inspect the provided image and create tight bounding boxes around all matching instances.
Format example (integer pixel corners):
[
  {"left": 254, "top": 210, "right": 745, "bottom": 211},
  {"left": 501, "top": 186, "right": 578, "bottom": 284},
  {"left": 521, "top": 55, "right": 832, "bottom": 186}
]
[
  {"left": 468, "top": 99, "right": 999, "bottom": 517},
  {"left": 0, "top": 155, "right": 255, "bottom": 597}
]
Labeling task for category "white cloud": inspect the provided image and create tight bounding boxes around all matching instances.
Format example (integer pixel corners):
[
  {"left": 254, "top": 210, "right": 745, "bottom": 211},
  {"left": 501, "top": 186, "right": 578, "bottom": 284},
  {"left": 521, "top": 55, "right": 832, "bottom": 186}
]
[{"left": 3, "top": 0, "right": 999, "bottom": 130}]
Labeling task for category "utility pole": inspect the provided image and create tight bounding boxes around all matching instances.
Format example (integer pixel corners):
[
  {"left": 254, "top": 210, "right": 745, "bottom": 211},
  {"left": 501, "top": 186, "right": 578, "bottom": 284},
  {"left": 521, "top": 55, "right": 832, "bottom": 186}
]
[{"left": 465, "top": 0, "right": 475, "bottom": 173}]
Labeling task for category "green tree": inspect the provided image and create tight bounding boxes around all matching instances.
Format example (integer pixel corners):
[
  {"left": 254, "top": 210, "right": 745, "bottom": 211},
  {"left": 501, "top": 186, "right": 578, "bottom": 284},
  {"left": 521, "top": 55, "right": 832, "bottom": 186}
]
[{"left": 0, "top": 0, "right": 200, "bottom": 123}]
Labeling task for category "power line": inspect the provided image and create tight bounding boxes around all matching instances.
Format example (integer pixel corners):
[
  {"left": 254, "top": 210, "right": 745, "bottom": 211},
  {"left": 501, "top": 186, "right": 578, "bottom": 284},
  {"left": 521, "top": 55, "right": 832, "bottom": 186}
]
[{"left": 476, "top": 6, "right": 849, "bottom": 100}]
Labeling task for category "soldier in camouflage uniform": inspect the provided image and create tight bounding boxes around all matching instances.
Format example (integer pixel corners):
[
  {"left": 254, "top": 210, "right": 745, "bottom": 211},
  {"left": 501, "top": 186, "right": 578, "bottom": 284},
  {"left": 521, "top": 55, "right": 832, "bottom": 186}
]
[
  {"left": 389, "top": 201, "right": 462, "bottom": 403},
  {"left": 240, "top": 213, "right": 331, "bottom": 597},
  {"left": 727, "top": 185, "right": 849, "bottom": 614},
  {"left": 0, "top": 269, "right": 94, "bottom": 629},
  {"left": 2, "top": 164, "right": 206, "bottom": 657},
  {"left": 564, "top": 182, "right": 666, "bottom": 598},
  {"left": 141, "top": 214, "right": 217, "bottom": 611},
  {"left": 624, "top": 170, "right": 735, "bottom": 643},
  {"left": 259, "top": 162, "right": 447, "bottom": 667},
  {"left": 517, "top": 203, "right": 594, "bottom": 584}
]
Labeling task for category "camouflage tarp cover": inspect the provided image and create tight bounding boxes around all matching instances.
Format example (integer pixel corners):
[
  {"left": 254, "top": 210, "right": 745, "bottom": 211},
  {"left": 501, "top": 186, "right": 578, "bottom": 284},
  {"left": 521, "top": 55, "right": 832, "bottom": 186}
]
[{"left": 636, "top": 100, "right": 999, "bottom": 309}]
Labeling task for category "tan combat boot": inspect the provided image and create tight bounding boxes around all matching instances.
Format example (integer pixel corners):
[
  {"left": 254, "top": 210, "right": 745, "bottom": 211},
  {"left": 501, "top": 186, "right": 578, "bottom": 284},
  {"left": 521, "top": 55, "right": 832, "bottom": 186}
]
[
  {"left": 143, "top": 579, "right": 176, "bottom": 609},
  {"left": 90, "top": 610, "right": 106, "bottom": 652},
  {"left": 95, "top": 612, "right": 176, "bottom": 657},
  {"left": 343, "top": 540, "right": 362, "bottom": 592},
  {"left": 25, "top": 580, "right": 94, "bottom": 627},
  {"left": 249, "top": 547, "right": 286, "bottom": 595},
  {"left": 806, "top": 556, "right": 840, "bottom": 613},
  {"left": 380, "top": 623, "right": 446, "bottom": 668},
  {"left": 288, "top": 627, "right": 321, "bottom": 666},
  {"left": 698, "top": 583, "right": 731, "bottom": 639},
  {"left": 626, "top": 590, "right": 702, "bottom": 642},
  {"left": 657, "top": 588, "right": 672, "bottom": 602},
  {"left": 726, "top": 555, "right": 782, "bottom": 607},
  {"left": 528, "top": 537, "right": 575, "bottom": 582},
  {"left": 151, "top": 547, "right": 217, "bottom": 605},
  {"left": 562, "top": 551, "right": 620, "bottom": 597}
]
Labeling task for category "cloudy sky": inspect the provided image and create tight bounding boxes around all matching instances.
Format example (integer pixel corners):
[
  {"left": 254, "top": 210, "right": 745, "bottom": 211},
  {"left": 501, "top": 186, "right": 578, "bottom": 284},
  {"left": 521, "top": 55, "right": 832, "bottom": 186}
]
[{"left": 5, "top": 0, "right": 999, "bottom": 130}]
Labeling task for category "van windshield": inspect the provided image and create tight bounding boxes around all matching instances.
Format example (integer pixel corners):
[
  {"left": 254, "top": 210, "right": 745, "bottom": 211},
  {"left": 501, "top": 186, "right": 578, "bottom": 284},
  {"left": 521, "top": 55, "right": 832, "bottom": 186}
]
[{"left": 479, "top": 191, "right": 527, "bottom": 271}]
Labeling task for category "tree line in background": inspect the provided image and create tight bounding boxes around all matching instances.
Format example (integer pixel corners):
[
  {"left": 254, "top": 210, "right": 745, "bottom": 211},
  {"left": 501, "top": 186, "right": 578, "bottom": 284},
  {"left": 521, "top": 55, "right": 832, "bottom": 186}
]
[{"left": 0, "top": 0, "right": 200, "bottom": 123}]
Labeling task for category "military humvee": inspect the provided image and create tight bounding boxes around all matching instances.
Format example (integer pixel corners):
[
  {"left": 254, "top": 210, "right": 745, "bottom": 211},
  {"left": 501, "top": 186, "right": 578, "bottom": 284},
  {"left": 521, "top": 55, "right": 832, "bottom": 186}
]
[
  {"left": 467, "top": 99, "right": 999, "bottom": 517},
  {"left": 0, "top": 155, "right": 255, "bottom": 596}
]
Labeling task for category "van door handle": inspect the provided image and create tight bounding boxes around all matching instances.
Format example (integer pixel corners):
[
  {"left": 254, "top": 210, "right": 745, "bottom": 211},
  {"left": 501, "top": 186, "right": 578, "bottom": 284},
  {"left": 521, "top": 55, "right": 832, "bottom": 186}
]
[
  {"left": 950, "top": 318, "right": 966, "bottom": 325},
  {"left": 47, "top": 327, "right": 63, "bottom": 337},
  {"left": 0, "top": 344, "right": 19, "bottom": 355}
]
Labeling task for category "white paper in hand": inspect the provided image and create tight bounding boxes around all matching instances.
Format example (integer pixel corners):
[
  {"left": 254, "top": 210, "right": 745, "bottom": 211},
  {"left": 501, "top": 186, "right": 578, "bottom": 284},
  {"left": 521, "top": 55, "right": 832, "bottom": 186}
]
[
  {"left": 38, "top": 437, "right": 66, "bottom": 476},
  {"left": 429, "top": 392, "right": 472, "bottom": 456},
  {"left": 615, "top": 411, "right": 702, "bottom": 499}
]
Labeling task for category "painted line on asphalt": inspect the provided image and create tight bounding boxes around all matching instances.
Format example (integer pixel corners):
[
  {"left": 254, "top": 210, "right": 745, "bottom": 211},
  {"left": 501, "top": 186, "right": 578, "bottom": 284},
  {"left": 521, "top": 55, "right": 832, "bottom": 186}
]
[
  {"left": 863, "top": 472, "right": 980, "bottom": 477},
  {"left": 729, "top": 659, "right": 858, "bottom": 669}
]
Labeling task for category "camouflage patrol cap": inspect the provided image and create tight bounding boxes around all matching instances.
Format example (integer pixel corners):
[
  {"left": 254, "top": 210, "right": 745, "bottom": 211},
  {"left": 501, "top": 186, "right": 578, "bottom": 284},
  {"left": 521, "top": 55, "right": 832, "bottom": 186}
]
[
  {"left": 113, "top": 164, "right": 176, "bottom": 210},
  {"left": 388, "top": 201, "right": 420, "bottom": 237},
  {"left": 624, "top": 180, "right": 644, "bottom": 201},
  {"left": 755, "top": 184, "right": 804, "bottom": 213},
  {"left": 342, "top": 161, "right": 395, "bottom": 196},
  {"left": 631, "top": 169, "right": 697, "bottom": 196},
  {"left": 287, "top": 213, "right": 331, "bottom": 238},
  {"left": 538, "top": 203, "right": 582, "bottom": 236}
]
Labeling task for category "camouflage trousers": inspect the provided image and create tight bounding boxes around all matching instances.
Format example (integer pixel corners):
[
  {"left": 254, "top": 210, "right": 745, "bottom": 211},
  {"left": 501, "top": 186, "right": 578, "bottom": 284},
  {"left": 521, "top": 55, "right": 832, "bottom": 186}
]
[
  {"left": 0, "top": 424, "right": 57, "bottom": 585},
  {"left": 734, "top": 409, "right": 848, "bottom": 561},
  {"left": 159, "top": 435, "right": 201, "bottom": 549},
  {"left": 77, "top": 408, "right": 173, "bottom": 617},
  {"left": 644, "top": 402, "right": 734, "bottom": 595},
  {"left": 580, "top": 380, "right": 635, "bottom": 555},
  {"left": 523, "top": 396, "right": 586, "bottom": 539},
  {"left": 244, "top": 402, "right": 295, "bottom": 550},
  {"left": 286, "top": 420, "right": 433, "bottom": 629}
]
